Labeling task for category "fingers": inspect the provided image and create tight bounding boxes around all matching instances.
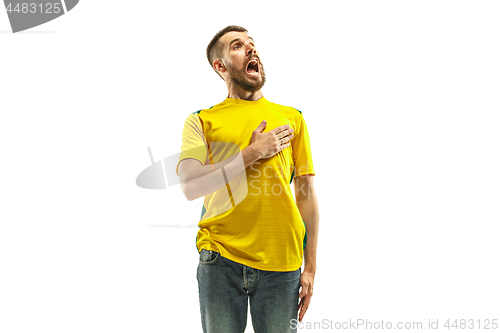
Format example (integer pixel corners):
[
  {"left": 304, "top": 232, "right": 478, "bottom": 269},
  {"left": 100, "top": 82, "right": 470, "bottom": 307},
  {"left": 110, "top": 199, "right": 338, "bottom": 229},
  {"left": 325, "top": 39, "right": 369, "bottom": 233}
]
[
  {"left": 278, "top": 141, "right": 291, "bottom": 152},
  {"left": 298, "top": 277, "right": 314, "bottom": 322},
  {"left": 278, "top": 133, "right": 293, "bottom": 153},
  {"left": 277, "top": 127, "right": 294, "bottom": 152},
  {"left": 279, "top": 134, "right": 293, "bottom": 145},
  {"left": 276, "top": 128, "right": 294, "bottom": 141},
  {"left": 271, "top": 124, "right": 291, "bottom": 135},
  {"left": 278, "top": 134, "right": 293, "bottom": 153},
  {"left": 298, "top": 295, "right": 311, "bottom": 322},
  {"left": 298, "top": 284, "right": 307, "bottom": 299},
  {"left": 255, "top": 120, "right": 267, "bottom": 133}
]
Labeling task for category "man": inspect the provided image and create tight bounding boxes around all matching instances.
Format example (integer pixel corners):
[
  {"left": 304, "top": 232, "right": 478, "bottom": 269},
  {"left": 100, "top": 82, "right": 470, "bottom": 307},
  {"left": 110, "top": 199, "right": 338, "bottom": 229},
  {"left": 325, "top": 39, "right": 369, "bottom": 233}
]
[{"left": 176, "top": 25, "right": 319, "bottom": 333}]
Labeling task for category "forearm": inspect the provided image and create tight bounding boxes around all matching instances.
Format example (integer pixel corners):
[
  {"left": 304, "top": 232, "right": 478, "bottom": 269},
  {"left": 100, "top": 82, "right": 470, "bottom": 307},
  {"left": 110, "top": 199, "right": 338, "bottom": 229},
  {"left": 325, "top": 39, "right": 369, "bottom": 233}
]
[
  {"left": 297, "top": 196, "right": 319, "bottom": 275},
  {"left": 183, "top": 145, "right": 262, "bottom": 201}
]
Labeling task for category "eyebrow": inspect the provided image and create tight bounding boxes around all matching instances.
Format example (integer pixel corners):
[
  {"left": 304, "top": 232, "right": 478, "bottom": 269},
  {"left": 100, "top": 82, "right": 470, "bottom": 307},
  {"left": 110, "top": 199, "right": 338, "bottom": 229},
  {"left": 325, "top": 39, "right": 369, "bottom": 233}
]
[{"left": 229, "top": 37, "right": 255, "bottom": 47}]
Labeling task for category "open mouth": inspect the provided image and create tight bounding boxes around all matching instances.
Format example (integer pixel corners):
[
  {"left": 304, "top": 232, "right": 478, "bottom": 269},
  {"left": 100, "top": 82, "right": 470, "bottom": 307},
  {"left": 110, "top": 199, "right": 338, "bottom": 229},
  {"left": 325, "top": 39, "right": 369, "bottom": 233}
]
[{"left": 246, "top": 58, "right": 260, "bottom": 76}]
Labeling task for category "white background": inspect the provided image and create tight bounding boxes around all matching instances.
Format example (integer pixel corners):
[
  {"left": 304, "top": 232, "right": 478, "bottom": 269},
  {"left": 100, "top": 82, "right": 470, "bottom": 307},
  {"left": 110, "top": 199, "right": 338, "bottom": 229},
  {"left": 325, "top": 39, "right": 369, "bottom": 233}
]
[{"left": 1, "top": 1, "right": 499, "bottom": 332}]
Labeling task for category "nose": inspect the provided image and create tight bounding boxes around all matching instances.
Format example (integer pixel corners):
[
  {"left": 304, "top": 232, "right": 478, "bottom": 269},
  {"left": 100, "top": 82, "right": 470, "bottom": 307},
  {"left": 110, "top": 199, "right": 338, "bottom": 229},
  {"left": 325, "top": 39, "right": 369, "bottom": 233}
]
[{"left": 247, "top": 45, "right": 256, "bottom": 57}]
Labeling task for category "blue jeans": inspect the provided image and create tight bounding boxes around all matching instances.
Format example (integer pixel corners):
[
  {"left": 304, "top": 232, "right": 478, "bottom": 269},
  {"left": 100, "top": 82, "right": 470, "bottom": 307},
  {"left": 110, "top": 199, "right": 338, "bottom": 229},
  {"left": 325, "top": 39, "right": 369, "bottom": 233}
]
[{"left": 197, "top": 249, "right": 301, "bottom": 333}]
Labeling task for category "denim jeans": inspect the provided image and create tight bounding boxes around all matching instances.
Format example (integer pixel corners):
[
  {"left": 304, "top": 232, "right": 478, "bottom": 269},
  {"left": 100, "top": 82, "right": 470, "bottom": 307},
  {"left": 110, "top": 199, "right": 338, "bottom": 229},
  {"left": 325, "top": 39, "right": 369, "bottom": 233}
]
[{"left": 197, "top": 249, "right": 301, "bottom": 333}]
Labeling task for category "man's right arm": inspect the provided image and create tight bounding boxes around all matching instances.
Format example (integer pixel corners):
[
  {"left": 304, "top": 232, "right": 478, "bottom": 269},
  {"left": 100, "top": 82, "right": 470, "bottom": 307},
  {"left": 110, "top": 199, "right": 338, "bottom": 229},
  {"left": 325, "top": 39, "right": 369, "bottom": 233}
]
[
  {"left": 178, "top": 144, "right": 261, "bottom": 201},
  {"left": 178, "top": 120, "right": 294, "bottom": 201}
]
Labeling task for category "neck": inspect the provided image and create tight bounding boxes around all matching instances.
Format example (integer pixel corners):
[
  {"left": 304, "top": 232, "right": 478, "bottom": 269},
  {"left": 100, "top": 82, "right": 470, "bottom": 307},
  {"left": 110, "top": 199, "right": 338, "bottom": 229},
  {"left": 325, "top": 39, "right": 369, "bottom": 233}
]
[{"left": 226, "top": 86, "right": 263, "bottom": 101}]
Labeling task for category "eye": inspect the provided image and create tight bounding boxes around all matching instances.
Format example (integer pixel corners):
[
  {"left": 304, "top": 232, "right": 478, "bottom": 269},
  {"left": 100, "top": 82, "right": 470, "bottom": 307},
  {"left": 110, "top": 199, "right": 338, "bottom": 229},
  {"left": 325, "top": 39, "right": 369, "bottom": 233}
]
[{"left": 234, "top": 44, "right": 241, "bottom": 49}]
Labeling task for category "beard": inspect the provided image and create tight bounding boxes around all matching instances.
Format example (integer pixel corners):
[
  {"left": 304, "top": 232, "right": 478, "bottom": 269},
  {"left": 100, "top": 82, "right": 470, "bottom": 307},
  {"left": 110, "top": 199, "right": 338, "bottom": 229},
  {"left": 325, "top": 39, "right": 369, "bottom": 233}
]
[{"left": 226, "top": 60, "right": 266, "bottom": 93}]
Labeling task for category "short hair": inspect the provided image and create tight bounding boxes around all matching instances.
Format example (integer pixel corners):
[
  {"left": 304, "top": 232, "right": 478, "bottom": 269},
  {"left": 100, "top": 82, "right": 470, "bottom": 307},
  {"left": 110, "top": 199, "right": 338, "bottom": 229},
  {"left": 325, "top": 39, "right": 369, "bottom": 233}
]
[{"left": 206, "top": 25, "right": 248, "bottom": 80}]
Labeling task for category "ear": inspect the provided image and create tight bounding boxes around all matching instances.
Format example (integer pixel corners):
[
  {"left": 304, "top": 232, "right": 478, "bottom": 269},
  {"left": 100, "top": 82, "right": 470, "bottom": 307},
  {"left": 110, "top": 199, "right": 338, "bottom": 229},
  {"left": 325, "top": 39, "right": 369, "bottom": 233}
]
[{"left": 214, "top": 59, "right": 226, "bottom": 73}]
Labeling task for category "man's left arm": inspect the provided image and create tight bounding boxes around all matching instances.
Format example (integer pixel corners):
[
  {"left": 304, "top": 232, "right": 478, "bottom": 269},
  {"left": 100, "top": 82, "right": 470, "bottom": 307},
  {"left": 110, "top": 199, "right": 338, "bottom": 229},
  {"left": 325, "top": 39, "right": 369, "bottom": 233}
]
[{"left": 294, "top": 174, "right": 319, "bottom": 322}]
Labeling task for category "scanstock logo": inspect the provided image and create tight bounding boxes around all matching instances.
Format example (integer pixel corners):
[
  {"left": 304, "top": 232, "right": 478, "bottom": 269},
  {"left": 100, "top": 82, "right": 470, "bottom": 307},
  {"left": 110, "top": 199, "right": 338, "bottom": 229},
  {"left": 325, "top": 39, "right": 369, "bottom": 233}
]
[{"left": 3, "top": 0, "right": 79, "bottom": 33}]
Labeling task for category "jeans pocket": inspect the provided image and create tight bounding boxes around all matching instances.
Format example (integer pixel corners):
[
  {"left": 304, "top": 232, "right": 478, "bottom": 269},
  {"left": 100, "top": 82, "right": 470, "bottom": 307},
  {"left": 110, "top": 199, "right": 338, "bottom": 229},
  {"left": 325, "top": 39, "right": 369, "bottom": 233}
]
[{"left": 199, "top": 249, "right": 220, "bottom": 265}]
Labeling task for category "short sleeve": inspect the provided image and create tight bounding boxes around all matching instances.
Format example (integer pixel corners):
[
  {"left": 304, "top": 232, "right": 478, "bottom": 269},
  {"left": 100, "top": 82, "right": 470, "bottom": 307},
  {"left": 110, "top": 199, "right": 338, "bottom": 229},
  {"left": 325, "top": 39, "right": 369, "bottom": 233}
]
[
  {"left": 176, "top": 113, "right": 208, "bottom": 176},
  {"left": 291, "top": 111, "right": 315, "bottom": 177}
]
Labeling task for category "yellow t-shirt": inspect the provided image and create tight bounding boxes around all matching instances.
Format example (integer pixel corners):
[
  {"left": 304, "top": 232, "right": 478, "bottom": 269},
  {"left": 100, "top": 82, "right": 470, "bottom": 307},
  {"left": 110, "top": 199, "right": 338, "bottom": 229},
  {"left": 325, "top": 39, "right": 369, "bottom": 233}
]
[{"left": 176, "top": 96, "right": 315, "bottom": 271}]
